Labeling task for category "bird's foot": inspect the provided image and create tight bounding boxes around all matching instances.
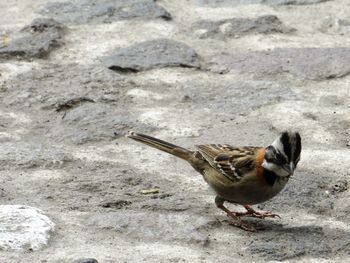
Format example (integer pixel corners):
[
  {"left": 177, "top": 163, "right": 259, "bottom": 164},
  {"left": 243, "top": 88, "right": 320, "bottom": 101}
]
[{"left": 235, "top": 205, "right": 281, "bottom": 219}]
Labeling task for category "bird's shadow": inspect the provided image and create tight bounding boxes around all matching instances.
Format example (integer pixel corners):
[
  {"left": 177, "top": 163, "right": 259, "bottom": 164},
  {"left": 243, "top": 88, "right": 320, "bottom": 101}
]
[{"left": 234, "top": 218, "right": 350, "bottom": 261}]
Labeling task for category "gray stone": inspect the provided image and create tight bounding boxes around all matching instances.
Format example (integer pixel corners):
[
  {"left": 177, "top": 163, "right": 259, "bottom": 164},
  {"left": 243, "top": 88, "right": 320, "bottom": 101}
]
[
  {"left": 39, "top": 0, "right": 171, "bottom": 24},
  {"left": 55, "top": 102, "right": 146, "bottom": 144},
  {"left": 0, "top": 142, "right": 72, "bottom": 170},
  {"left": 191, "top": 15, "right": 294, "bottom": 39},
  {"left": 54, "top": 101, "right": 154, "bottom": 144},
  {"left": 319, "top": 16, "right": 350, "bottom": 35},
  {"left": 73, "top": 259, "right": 98, "bottom": 263},
  {"left": 0, "top": 18, "right": 65, "bottom": 58},
  {"left": 0, "top": 205, "right": 55, "bottom": 251},
  {"left": 104, "top": 39, "right": 200, "bottom": 72},
  {"left": 195, "top": 0, "right": 330, "bottom": 7},
  {"left": 1, "top": 64, "right": 127, "bottom": 108},
  {"left": 208, "top": 48, "right": 350, "bottom": 80},
  {"left": 87, "top": 211, "right": 214, "bottom": 244},
  {"left": 0, "top": 63, "right": 155, "bottom": 144},
  {"left": 188, "top": 80, "right": 294, "bottom": 115}
]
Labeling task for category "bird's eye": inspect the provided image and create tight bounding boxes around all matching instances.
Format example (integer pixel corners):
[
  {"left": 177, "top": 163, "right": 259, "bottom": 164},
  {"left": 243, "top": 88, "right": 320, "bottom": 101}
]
[
  {"left": 275, "top": 152, "right": 281, "bottom": 160},
  {"left": 274, "top": 152, "right": 285, "bottom": 164}
]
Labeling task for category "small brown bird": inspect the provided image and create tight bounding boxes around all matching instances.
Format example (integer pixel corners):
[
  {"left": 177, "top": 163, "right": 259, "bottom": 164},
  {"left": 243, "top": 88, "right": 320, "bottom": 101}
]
[{"left": 127, "top": 131, "right": 301, "bottom": 231}]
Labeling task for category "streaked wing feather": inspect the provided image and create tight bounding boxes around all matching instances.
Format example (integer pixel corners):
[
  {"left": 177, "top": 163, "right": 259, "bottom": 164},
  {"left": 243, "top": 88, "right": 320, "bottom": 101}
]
[{"left": 196, "top": 144, "right": 260, "bottom": 182}]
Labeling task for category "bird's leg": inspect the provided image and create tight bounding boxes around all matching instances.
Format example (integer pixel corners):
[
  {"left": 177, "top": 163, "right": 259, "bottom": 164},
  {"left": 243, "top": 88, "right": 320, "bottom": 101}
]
[
  {"left": 215, "top": 196, "right": 256, "bottom": 232},
  {"left": 235, "top": 205, "right": 281, "bottom": 219}
]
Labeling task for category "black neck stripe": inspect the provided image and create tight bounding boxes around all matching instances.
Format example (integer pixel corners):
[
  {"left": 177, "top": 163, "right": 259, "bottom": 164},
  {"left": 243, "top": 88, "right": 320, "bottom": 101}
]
[
  {"left": 281, "top": 132, "right": 291, "bottom": 161},
  {"left": 293, "top": 132, "right": 302, "bottom": 163},
  {"left": 263, "top": 169, "right": 277, "bottom": 186}
]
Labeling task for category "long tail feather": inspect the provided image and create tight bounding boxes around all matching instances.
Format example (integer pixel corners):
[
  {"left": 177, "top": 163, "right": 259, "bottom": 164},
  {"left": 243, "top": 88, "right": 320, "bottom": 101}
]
[{"left": 126, "top": 131, "right": 193, "bottom": 160}]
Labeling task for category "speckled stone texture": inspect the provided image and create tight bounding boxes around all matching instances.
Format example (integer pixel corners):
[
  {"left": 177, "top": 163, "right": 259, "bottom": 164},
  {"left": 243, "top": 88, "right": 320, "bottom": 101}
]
[
  {"left": 104, "top": 39, "right": 201, "bottom": 71},
  {"left": 38, "top": 0, "right": 171, "bottom": 24},
  {"left": 0, "top": 0, "right": 349, "bottom": 262},
  {"left": 0, "top": 18, "right": 64, "bottom": 58},
  {"left": 208, "top": 47, "right": 350, "bottom": 79}
]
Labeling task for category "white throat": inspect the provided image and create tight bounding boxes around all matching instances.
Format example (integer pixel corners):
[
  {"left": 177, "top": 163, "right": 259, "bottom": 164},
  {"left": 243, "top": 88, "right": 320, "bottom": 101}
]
[{"left": 262, "top": 160, "right": 290, "bottom": 177}]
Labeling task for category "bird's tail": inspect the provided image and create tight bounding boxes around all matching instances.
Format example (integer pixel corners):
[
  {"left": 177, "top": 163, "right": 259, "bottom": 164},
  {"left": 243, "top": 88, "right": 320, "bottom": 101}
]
[{"left": 126, "top": 131, "right": 193, "bottom": 161}]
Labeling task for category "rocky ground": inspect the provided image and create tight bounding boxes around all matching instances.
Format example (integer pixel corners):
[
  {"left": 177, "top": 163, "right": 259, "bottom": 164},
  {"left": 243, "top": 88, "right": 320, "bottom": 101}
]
[{"left": 0, "top": 0, "right": 349, "bottom": 262}]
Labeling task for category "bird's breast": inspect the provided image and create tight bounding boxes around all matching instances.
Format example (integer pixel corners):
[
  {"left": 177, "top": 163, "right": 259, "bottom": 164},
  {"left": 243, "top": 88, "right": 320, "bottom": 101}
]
[{"left": 202, "top": 165, "right": 289, "bottom": 205}]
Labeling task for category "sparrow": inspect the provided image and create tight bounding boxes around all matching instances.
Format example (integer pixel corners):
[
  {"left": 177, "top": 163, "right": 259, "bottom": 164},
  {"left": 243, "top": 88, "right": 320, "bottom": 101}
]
[{"left": 127, "top": 131, "right": 301, "bottom": 231}]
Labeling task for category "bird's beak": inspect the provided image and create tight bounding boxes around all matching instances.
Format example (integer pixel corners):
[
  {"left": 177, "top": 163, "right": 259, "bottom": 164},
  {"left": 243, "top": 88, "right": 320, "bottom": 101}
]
[{"left": 282, "top": 163, "right": 294, "bottom": 175}]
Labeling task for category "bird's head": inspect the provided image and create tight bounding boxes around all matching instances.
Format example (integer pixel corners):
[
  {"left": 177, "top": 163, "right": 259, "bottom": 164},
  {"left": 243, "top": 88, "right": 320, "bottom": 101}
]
[{"left": 262, "top": 131, "right": 301, "bottom": 177}]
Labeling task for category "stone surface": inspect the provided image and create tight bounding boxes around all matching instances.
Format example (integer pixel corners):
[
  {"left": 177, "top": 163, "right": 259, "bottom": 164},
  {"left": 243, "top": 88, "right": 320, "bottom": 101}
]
[
  {"left": 195, "top": 0, "right": 330, "bottom": 6},
  {"left": 87, "top": 211, "right": 213, "bottom": 244},
  {"left": 39, "top": 0, "right": 171, "bottom": 24},
  {"left": 1, "top": 0, "right": 350, "bottom": 262},
  {"left": 73, "top": 258, "right": 98, "bottom": 263},
  {"left": 0, "top": 205, "right": 55, "bottom": 251},
  {"left": 0, "top": 63, "right": 155, "bottom": 144},
  {"left": 55, "top": 102, "right": 149, "bottom": 144},
  {"left": 0, "top": 142, "right": 72, "bottom": 169},
  {"left": 248, "top": 225, "right": 348, "bottom": 261},
  {"left": 319, "top": 16, "right": 350, "bottom": 34},
  {"left": 0, "top": 18, "right": 64, "bottom": 58},
  {"left": 1, "top": 64, "right": 127, "bottom": 108},
  {"left": 209, "top": 47, "right": 350, "bottom": 80},
  {"left": 191, "top": 15, "right": 294, "bottom": 39},
  {"left": 104, "top": 39, "right": 201, "bottom": 72}
]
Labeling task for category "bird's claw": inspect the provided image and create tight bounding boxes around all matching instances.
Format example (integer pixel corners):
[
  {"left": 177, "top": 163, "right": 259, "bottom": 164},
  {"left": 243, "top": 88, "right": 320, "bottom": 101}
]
[
  {"left": 243, "top": 211, "right": 281, "bottom": 219},
  {"left": 241, "top": 205, "right": 281, "bottom": 219}
]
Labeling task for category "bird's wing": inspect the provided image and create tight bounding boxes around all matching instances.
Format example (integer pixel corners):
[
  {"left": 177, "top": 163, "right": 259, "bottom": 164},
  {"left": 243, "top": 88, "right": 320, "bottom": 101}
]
[{"left": 196, "top": 144, "right": 261, "bottom": 181}]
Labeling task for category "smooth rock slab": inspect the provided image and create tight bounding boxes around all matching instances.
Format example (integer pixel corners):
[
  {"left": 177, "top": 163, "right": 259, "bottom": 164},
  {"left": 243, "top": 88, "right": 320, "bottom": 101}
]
[
  {"left": 39, "top": 0, "right": 171, "bottom": 24},
  {"left": 0, "top": 63, "right": 154, "bottom": 144},
  {"left": 209, "top": 47, "right": 350, "bottom": 80},
  {"left": 104, "top": 39, "right": 201, "bottom": 72},
  {"left": 87, "top": 211, "right": 213, "bottom": 244},
  {"left": 52, "top": 102, "right": 153, "bottom": 144},
  {"left": 0, "top": 205, "right": 55, "bottom": 251},
  {"left": 1, "top": 64, "right": 126, "bottom": 108},
  {"left": 0, "top": 142, "right": 72, "bottom": 169},
  {"left": 195, "top": 0, "right": 330, "bottom": 6},
  {"left": 191, "top": 15, "right": 294, "bottom": 39},
  {"left": 0, "top": 18, "right": 65, "bottom": 59}
]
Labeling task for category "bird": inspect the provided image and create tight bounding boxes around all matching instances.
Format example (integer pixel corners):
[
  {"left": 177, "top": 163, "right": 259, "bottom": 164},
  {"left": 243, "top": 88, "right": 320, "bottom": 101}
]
[{"left": 126, "top": 131, "right": 301, "bottom": 231}]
